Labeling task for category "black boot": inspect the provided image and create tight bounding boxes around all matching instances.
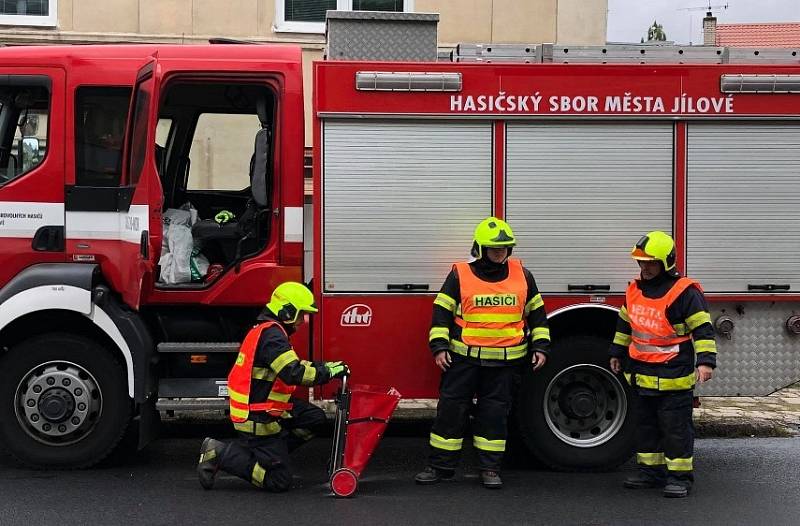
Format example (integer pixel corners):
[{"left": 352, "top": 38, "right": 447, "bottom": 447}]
[
  {"left": 663, "top": 483, "right": 690, "bottom": 498},
  {"left": 414, "top": 466, "right": 455, "bottom": 485},
  {"left": 480, "top": 470, "right": 503, "bottom": 489},
  {"left": 623, "top": 472, "right": 666, "bottom": 489},
  {"left": 197, "top": 437, "right": 228, "bottom": 490}
]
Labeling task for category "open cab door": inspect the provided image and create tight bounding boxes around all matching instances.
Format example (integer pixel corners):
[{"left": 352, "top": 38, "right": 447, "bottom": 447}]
[{"left": 119, "top": 57, "right": 164, "bottom": 309}]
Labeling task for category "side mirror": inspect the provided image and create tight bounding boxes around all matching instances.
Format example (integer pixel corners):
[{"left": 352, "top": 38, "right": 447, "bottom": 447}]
[{"left": 21, "top": 137, "right": 40, "bottom": 171}]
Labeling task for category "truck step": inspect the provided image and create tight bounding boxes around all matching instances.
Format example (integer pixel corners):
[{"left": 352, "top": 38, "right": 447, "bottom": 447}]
[
  {"left": 158, "top": 377, "right": 229, "bottom": 398},
  {"left": 157, "top": 342, "right": 240, "bottom": 353},
  {"left": 156, "top": 398, "right": 228, "bottom": 412}
]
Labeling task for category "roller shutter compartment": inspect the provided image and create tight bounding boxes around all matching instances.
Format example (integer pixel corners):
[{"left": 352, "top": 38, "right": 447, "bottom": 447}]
[
  {"left": 687, "top": 123, "right": 800, "bottom": 292},
  {"left": 322, "top": 120, "right": 492, "bottom": 292},
  {"left": 506, "top": 122, "right": 674, "bottom": 293}
]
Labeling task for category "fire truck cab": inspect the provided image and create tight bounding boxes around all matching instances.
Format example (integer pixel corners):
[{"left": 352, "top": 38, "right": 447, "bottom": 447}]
[
  {"left": 0, "top": 44, "right": 306, "bottom": 467},
  {"left": 1, "top": 13, "right": 800, "bottom": 471}
]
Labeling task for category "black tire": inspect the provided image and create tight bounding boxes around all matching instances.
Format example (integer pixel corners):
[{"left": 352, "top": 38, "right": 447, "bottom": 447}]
[
  {"left": 0, "top": 333, "right": 131, "bottom": 469},
  {"left": 516, "top": 335, "right": 635, "bottom": 471}
]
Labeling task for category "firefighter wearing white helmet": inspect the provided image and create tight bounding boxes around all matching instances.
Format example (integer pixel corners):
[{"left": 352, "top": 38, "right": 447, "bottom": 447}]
[
  {"left": 416, "top": 217, "right": 551, "bottom": 489},
  {"left": 609, "top": 231, "right": 717, "bottom": 498},
  {"left": 197, "top": 281, "right": 349, "bottom": 492}
]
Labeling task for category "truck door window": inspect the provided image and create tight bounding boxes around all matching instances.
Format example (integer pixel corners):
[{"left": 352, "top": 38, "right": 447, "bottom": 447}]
[
  {"left": 128, "top": 75, "right": 153, "bottom": 187},
  {"left": 74, "top": 87, "right": 131, "bottom": 187},
  {"left": 187, "top": 113, "right": 261, "bottom": 191},
  {"left": 0, "top": 79, "right": 50, "bottom": 186}
]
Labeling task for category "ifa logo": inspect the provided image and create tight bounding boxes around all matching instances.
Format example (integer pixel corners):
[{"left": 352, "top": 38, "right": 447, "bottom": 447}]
[{"left": 341, "top": 304, "right": 372, "bottom": 327}]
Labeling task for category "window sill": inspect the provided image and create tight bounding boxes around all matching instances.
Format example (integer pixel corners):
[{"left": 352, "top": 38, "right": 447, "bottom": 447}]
[
  {"left": 0, "top": 15, "right": 57, "bottom": 27},
  {"left": 273, "top": 21, "right": 326, "bottom": 34}
]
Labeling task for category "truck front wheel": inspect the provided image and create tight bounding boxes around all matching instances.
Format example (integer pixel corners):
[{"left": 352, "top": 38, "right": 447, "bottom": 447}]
[
  {"left": 0, "top": 333, "right": 131, "bottom": 468},
  {"left": 516, "top": 335, "right": 635, "bottom": 471}
]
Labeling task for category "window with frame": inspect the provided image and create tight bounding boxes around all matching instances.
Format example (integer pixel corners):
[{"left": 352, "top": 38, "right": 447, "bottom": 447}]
[
  {"left": 275, "top": 0, "right": 412, "bottom": 33},
  {"left": 187, "top": 113, "right": 262, "bottom": 191},
  {"left": 75, "top": 87, "right": 131, "bottom": 187},
  {"left": 0, "top": 79, "right": 50, "bottom": 186},
  {"left": 0, "top": 0, "right": 57, "bottom": 27}
]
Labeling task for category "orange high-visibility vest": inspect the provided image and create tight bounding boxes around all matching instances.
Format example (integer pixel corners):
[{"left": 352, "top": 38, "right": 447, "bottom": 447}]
[
  {"left": 625, "top": 277, "right": 699, "bottom": 363},
  {"left": 454, "top": 258, "right": 527, "bottom": 349},
  {"left": 228, "top": 321, "right": 296, "bottom": 423}
]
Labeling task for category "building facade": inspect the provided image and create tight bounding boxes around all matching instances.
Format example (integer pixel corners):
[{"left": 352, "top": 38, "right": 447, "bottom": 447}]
[{"left": 0, "top": 0, "right": 607, "bottom": 145}]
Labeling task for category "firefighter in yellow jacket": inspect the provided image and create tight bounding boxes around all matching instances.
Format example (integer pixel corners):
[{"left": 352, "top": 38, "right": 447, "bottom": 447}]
[
  {"left": 609, "top": 231, "right": 717, "bottom": 498},
  {"left": 415, "top": 217, "right": 550, "bottom": 489},
  {"left": 197, "top": 281, "right": 348, "bottom": 492}
]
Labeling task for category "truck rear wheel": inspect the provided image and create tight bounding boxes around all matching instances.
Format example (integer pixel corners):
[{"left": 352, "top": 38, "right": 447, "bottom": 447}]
[
  {"left": 516, "top": 335, "right": 635, "bottom": 471},
  {"left": 0, "top": 333, "right": 131, "bottom": 468}
]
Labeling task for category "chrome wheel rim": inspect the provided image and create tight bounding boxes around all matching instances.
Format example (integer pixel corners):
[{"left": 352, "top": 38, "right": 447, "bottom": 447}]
[
  {"left": 543, "top": 364, "right": 627, "bottom": 448},
  {"left": 14, "top": 361, "right": 103, "bottom": 446}
]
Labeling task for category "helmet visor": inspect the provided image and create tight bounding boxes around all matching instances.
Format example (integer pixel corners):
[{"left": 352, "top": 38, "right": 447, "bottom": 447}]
[{"left": 631, "top": 247, "right": 656, "bottom": 261}]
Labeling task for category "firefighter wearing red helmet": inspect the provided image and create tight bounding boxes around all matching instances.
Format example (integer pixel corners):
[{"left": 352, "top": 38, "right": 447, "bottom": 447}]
[
  {"left": 415, "top": 217, "right": 551, "bottom": 489},
  {"left": 609, "top": 231, "right": 717, "bottom": 498},
  {"left": 197, "top": 281, "right": 349, "bottom": 492}
]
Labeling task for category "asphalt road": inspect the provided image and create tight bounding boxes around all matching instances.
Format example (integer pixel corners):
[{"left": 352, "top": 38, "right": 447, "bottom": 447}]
[{"left": 1, "top": 421, "right": 799, "bottom": 526}]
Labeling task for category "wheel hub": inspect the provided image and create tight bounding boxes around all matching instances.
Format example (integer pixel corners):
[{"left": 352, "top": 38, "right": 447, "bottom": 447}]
[
  {"left": 564, "top": 386, "right": 597, "bottom": 419},
  {"left": 15, "top": 361, "right": 102, "bottom": 445},
  {"left": 38, "top": 387, "right": 75, "bottom": 423}
]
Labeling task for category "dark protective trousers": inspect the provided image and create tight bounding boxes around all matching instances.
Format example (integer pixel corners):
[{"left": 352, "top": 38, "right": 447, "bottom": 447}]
[
  {"left": 218, "top": 397, "right": 325, "bottom": 491},
  {"left": 633, "top": 389, "right": 695, "bottom": 488},
  {"left": 428, "top": 358, "right": 514, "bottom": 472}
]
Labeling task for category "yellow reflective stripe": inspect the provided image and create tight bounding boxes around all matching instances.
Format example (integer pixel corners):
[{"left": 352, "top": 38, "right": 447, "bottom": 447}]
[
  {"left": 686, "top": 311, "right": 711, "bottom": 331},
  {"left": 299, "top": 361, "right": 317, "bottom": 385},
  {"left": 666, "top": 456, "right": 693, "bottom": 471},
  {"left": 619, "top": 306, "right": 630, "bottom": 323},
  {"left": 433, "top": 293, "right": 457, "bottom": 312},
  {"left": 660, "top": 373, "right": 696, "bottom": 390},
  {"left": 229, "top": 405, "right": 249, "bottom": 419},
  {"left": 461, "top": 327, "right": 524, "bottom": 338},
  {"left": 250, "top": 367, "right": 272, "bottom": 380},
  {"left": 430, "top": 433, "right": 463, "bottom": 451},
  {"left": 461, "top": 312, "right": 523, "bottom": 323},
  {"left": 627, "top": 372, "right": 696, "bottom": 391},
  {"left": 613, "top": 331, "right": 632, "bottom": 346},
  {"left": 234, "top": 420, "right": 282, "bottom": 436},
  {"left": 251, "top": 463, "right": 266, "bottom": 487},
  {"left": 694, "top": 339, "right": 717, "bottom": 354},
  {"left": 268, "top": 390, "right": 291, "bottom": 403},
  {"left": 200, "top": 449, "right": 217, "bottom": 463},
  {"left": 450, "top": 340, "right": 468, "bottom": 356},
  {"left": 429, "top": 327, "right": 450, "bottom": 342},
  {"left": 228, "top": 387, "right": 249, "bottom": 404},
  {"left": 473, "top": 436, "right": 506, "bottom": 452},
  {"left": 270, "top": 350, "right": 299, "bottom": 375},
  {"left": 531, "top": 326, "right": 551, "bottom": 341},
  {"left": 524, "top": 294, "right": 544, "bottom": 315},
  {"left": 637, "top": 452, "right": 666, "bottom": 466},
  {"left": 673, "top": 323, "right": 689, "bottom": 336},
  {"left": 450, "top": 340, "right": 527, "bottom": 360}
]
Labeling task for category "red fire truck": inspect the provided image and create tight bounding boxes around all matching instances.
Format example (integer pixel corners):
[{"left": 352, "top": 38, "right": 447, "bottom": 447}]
[{"left": 1, "top": 15, "right": 799, "bottom": 470}]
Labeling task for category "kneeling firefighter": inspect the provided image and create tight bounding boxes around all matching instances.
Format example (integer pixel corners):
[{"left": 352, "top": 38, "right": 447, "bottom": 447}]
[
  {"left": 609, "top": 231, "right": 717, "bottom": 498},
  {"left": 197, "top": 281, "right": 349, "bottom": 492}
]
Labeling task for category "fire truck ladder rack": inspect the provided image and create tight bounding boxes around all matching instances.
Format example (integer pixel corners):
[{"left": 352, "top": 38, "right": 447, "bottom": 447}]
[{"left": 450, "top": 43, "right": 800, "bottom": 64}]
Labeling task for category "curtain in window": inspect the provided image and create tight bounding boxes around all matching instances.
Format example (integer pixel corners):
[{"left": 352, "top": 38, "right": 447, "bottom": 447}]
[
  {"left": 285, "top": 0, "right": 337, "bottom": 22},
  {"left": 352, "top": 0, "right": 404, "bottom": 11},
  {"left": 0, "top": 0, "right": 49, "bottom": 16}
]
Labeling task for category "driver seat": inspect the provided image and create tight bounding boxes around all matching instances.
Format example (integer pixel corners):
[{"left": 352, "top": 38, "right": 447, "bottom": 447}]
[{"left": 192, "top": 96, "right": 271, "bottom": 263}]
